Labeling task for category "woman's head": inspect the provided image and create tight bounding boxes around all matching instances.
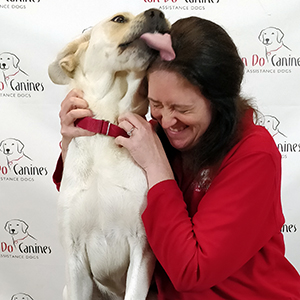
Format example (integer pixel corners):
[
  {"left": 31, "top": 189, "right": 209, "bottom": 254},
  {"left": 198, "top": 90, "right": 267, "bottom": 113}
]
[
  {"left": 148, "top": 70, "right": 212, "bottom": 152},
  {"left": 148, "top": 17, "right": 253, "bottom": 171}
]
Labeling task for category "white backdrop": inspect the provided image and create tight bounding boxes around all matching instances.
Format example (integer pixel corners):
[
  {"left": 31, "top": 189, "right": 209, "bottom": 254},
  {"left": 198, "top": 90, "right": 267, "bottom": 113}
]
[{"left": 1, "top": 0, "right": 299, "bottom": 299}]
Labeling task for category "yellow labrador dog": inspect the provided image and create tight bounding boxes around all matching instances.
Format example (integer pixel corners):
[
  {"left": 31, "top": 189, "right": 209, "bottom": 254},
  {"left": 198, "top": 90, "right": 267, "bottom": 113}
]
[{"left": 48, "top": 9, "right": 171, "bottom": 300}]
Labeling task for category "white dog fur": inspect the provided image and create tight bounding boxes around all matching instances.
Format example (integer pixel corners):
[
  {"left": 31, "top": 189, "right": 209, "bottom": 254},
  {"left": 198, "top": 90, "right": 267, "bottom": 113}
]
[{"left": 48, "top": 9, "right": 170, "bottom": 300}]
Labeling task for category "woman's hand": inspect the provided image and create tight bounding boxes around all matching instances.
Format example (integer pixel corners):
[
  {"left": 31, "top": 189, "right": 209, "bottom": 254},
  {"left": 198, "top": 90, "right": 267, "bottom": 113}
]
[
  {"left": 59, "top": 89, "right": 95, "bottom": 162},
  {"left": 115, "top": 112, "right": 174, "bottom": 189}
]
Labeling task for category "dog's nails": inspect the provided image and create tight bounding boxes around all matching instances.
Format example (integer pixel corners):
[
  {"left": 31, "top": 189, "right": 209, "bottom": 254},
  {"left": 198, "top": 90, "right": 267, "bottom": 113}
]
[{"left": 140, "top": 33, "right": 176, "bottom": 61}]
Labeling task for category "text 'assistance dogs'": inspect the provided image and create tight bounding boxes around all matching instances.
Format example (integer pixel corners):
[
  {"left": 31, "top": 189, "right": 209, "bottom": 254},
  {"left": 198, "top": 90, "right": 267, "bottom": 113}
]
[{"left": 48, "top": 9, "right": 171, "bottom": 300}]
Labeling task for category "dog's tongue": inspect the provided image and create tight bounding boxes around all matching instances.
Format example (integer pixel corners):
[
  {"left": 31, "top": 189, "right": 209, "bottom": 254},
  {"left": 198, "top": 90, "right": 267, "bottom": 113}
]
[{"left": 140, "top": 33, "right": 175, "bottom": 61}]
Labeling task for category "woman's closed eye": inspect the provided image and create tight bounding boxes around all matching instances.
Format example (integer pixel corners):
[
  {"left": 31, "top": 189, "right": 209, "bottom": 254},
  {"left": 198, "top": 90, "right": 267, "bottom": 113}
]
[
  {"left": 149, "top": 99, "right": 163, "bottom": 109},
  {"left": 172, "top": 105, "right": 193, "bottom": 114}
]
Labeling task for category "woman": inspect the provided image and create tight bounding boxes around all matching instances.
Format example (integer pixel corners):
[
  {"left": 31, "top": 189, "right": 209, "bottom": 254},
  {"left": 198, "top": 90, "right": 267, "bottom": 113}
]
[{"left": 54, "top": 17, "right": 300, "bottom": 299}]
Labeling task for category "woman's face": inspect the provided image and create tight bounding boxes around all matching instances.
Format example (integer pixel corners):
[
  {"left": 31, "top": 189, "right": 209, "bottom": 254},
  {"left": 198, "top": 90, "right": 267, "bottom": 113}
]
[{"left": 148, "top": 70, "right": 212, "bottom": 151}]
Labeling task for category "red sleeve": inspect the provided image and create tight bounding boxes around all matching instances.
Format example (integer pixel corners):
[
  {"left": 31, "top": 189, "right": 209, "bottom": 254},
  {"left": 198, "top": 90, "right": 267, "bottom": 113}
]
[
  {"left": 142, "top": 143, "right": 284, "bottom": 292},
  {"left": 52, "top": 154, "right": 63, "bottom": 191}
]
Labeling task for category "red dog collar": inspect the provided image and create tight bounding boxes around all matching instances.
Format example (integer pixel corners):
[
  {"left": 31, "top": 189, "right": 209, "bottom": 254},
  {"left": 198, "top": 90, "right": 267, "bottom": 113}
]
[{"left": 75, "top": 117, "right": 128, "bottom": 138}]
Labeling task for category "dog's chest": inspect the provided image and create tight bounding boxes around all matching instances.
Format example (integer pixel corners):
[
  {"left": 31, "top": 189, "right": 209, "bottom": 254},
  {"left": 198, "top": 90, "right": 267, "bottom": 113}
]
[{"left": 59, "top": 135, "right": 148, "bottom": 231}]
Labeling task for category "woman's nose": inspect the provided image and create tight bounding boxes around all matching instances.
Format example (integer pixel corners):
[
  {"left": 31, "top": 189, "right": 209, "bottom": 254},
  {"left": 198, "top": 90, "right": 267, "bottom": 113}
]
[{"left": 160, "top": 109, "right": 176, "bottom": 129}]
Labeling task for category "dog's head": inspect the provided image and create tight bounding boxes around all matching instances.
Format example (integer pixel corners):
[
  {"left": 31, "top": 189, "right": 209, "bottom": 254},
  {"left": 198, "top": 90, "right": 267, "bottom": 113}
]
[
  {"left": 4, "top": 219, "right": 29, "bottom": 236},
  {"left": 48, "top": 9, "right": 170, "bottom": 85},
  {"left": 11, "top": 293, "right": 34, "bottom": 300},
  {"left": 258, "top": 27, "right": 284, "bottom": 46},
  {"left": 0, "top": 138, "right": 24, "bottom": 156},
  {"left": 257, "top": 114, "right": 280, "bottom": 132},
  {"left": 0, "top": 52, "right": 20, "bottom": 72}
]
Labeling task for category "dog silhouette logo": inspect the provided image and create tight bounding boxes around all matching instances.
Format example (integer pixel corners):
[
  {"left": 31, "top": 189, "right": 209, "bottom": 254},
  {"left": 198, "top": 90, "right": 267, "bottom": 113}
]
[
  {"left": 4, "top": 219, "right": 37, "bottom": 248},
  {"left": 0, "top": 52, "right": 28, "bottom": 87},
  {"left": 11, "top": 293, "right": 34, "bottom": 300},
  {"left": 0, "top": 138, "right": 32, "bottom": 170},
  {"left": 257, "top": 114, "right": 287, "bottom": 138},
  {"left": 258, "top": 27, "right": 291, "bottom": 62}
]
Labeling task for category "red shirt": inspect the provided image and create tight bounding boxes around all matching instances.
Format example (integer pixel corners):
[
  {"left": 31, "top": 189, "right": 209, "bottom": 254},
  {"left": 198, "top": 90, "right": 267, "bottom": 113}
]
[
  {"left": 142, "top": 113, "right": 300, "bottom": 299},
  {"left": 53, "top": 112, "right": 300, "bottom": 299}
]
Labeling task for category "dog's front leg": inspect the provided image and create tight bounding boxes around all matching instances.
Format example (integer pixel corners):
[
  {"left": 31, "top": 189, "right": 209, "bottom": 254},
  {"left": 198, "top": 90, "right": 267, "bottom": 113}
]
[
  {"left": 64, "top": 250, "right": 94, "bottom": 300},
  {"left": 124, "top": 237, "right": 155, "bottom": 300}
]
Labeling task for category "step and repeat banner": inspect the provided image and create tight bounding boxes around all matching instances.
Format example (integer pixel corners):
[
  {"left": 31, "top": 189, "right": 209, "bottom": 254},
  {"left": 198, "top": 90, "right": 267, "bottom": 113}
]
[{"left": 1, "top": 0, "right": 299, "bottom": 299}]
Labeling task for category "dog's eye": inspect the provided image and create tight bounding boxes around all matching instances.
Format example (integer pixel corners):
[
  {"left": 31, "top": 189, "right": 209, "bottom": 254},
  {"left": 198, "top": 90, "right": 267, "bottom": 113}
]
[{"left": 111, "top": 15, "right": 126, "bottom": 23}]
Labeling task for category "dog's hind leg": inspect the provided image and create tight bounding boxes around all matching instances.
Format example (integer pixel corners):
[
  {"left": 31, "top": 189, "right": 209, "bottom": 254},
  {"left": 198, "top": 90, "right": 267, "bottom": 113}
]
[{"left": 124, "top": 237, "right": 155, "bottom": 300}]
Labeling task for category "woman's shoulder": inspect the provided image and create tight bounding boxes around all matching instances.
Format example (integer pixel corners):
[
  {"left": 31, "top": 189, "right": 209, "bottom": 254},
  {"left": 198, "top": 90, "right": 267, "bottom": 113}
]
[{"left": 244, "top": 120, "right": 278, "bottom": 152}]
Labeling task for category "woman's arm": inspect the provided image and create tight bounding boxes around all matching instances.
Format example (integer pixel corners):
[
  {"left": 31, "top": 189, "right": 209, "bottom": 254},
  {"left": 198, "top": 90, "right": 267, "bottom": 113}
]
[
  {"left": 143, "top": 143, "right": 283, "bottom": 292},
  {"left": 115, "top": 112, "right": 175, "bottom": 188},
  {"left": 52, "top": 89, "right": 94, "bottom": 191},
  {"left": 59, "top": 89, "right": 95, "bottom": 162}
]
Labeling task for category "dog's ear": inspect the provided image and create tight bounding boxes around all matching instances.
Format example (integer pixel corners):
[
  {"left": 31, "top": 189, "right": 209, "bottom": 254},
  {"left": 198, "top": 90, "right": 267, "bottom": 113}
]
[
  {"left": 258, "top": 30, "right": 265, "bottom": 42},
  {"left": 0, "top": 140, "right": 4, "bottom": 152},
  {"left": 59, "top": 40, "right": 89, "bottom": 78},
  {"left": 48, "top": 30, "right": 91, "bottom": 85},
  {"left": 11, "top": 53, "right": 20, "bottom": 68},
  {"left": 4, "top": 221, "right": 10, "bottom": 232},
  {"left": 131, "top": 77, "right": 149, "bottom": 116},
  {"left": 275, "top": 28, "right": 284, "bottom": 43},
  {"left": 16, "top": 139, "right": 25, "bottom": 154},
  {"left": 270, "top": 116, "right": 280, "bottom": 130},
  {"left": 20, "top": 220, "right": 29, "bottom": 234}
]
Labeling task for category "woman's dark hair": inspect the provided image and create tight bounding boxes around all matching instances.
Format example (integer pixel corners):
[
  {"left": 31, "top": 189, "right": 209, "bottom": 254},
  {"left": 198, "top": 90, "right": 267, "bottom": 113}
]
[{"left": 148, "top": 17, "right": 255, "bottom": 173}]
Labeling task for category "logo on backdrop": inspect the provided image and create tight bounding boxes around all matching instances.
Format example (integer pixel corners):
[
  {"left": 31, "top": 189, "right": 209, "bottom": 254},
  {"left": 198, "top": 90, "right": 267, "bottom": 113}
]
[
  {"left": 0, "top": 137, "right": 48, "bottom": 182},
  {"left": 5, "top": 219, "right": 36, "bottom": 249},
  {"left": 0, "top": 138, "right": 32, "bottom": 170},
  {"left": 11, "top": 293, "right": 34, "bottom": 300},
  {"left": 281, "top": 223, "right": 297, "bottom": 234},
  {"left": 257, "top": 115, "right": 298, "bottom": 234},
  {"left": 258, "top": 27, "right": 292, "bottom": 63},
  {"left": 143, "top": 0, "right": 220, "bottom": 2},
  {"left": 0, "top": 0, "right": 40, "bottom": 10},
  {"left": 257, "top": 113, "right": 300, "bottom": 159},
  {"left": 0, "top": 52, "right": 28, "bottom": 85},
  {"left": 257, "top": 114, "right": 287, "bottom": 138},
  {"left": 0, "top": 52, "right": 44, "bottom": 98},
  {"left": 242, "top": 26, "right": 300, "bottom": 73},
  {"left": 143, "top": 0, "right": 220, "bottom": 12},
  {"left": 1, "top": 219, "right": 52, "bottom": 260}
]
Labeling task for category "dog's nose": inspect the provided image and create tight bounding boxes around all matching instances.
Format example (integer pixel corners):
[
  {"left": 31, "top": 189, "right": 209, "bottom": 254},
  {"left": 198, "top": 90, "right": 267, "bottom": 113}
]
[
  {"left": 144, "top": 9, "right": 168, "bottom": 33},
  {"left": 144, "top": 9, "right": 165, "bottom": 22}
]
